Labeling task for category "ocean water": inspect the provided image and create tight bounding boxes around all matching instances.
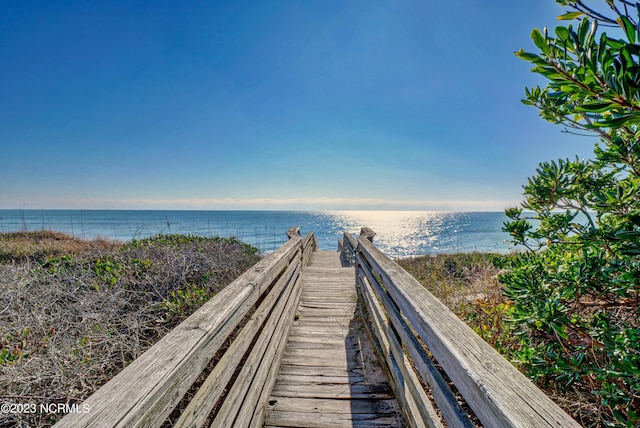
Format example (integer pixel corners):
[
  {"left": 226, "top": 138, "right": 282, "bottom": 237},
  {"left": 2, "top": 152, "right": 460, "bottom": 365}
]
[{"left": 0, "top": 210, "right": 513, "bottom": 258}]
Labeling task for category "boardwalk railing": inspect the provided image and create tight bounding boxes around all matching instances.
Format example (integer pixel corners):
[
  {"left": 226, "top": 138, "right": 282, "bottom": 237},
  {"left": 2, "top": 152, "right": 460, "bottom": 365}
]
[
  {"left": 340, "top": 228, "right": 580, "bottom": 428},
  {"left": 58, "top": 225, "right": 578, "bottom": 427},
  {"left": 58, "top": 227, "right": 316, "bottom": 427}
]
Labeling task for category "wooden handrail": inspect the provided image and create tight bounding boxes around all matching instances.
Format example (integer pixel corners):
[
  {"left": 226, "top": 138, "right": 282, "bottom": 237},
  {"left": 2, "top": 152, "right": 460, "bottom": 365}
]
[
  {"left": 301, "top": 229, "right": 317, "bottom": 266},
  {"left": 57, "top": 227, "right": 315, "bottom": 427},
  {"left": 343, "top": 228, "right": 580, "bottom": 428},
  {"left": 56, "top": 224, "right": 579, "bottom": 427}
]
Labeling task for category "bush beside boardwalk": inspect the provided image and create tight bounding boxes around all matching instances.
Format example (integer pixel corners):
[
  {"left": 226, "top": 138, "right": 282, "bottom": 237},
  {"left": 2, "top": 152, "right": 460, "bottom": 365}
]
[
  {"left": 0, "top": 231, "right": 260, "bottom": 427},
  {"left": 398, "top": 253, "right": 610, "bottom": 428}
]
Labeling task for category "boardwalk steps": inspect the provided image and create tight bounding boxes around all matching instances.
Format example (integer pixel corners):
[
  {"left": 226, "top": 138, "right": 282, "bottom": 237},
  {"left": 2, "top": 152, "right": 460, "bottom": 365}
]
[
  {"left": 265, "top": 251, "right": 404, "bottom": 427},
  {"left": 58, "top": 227, "right": 581, "bottom": 428}
]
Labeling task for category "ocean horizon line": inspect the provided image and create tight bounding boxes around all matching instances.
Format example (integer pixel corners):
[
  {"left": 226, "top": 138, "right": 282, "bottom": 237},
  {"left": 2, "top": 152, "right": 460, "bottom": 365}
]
[
  {"left": 0, "top": 208, "right": 509, "bottom": 213},
  {"left": 0, "top": 210, "right": 513, "bottom": 256}
]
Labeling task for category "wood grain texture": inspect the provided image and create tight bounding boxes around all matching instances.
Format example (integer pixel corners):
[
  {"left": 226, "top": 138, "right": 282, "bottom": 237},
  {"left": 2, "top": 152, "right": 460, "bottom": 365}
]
[
  {"left": 216, "top": 263, "right": 301, "bottom": 428},
  {"left": 356, "top": 236, "right": 581, "bottom": 428},
  {"left": 174, "top": 260, "right": 301, "bottom": 427},
  {"left": 56, "top": 235, "right": 302, "bottom": 428},
  {"left": 264, "top": 251, "right": 405, "bottom": 428},
  {"left": 357, "top": 268, "right": 443, "bottom": 428},
  {"left": 355, "top": 248, "right": 474, "bottom": 428}
]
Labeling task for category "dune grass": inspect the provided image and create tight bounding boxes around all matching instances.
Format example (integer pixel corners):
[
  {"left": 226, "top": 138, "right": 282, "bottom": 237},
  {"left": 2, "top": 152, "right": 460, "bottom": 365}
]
[
  {"left": 0, "top": 230, "right": 121, "bottom": 263},
  {"left": 0, "top": 231, "right": 260, "bottom": 427}
]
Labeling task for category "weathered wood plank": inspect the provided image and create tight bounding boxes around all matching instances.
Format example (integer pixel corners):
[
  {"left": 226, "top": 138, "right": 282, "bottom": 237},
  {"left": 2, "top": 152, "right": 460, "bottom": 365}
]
[
  {"left": 283, "top": 335, "right": 360, "bottom": 346},
  {"left": 288, "top": 321, "right": 356, "bottom": 330},
  {"left": 282, "top": 345, "right": 354, "bottom": 356},
  {"left": 358, "top": 269, "right": 443, "bottom": 428},
  {"left": 301, "top": 231, "right": 316, "bottom": 266},
  {"left": 241, "top": 274, "right": 302, "bottom": 427},
  {"left": 265, "top": 251, "right": 404, "bottom": 428},
  {"left": 283, "top": 340, "right": 361, "bottom": 352},
  {"left": 294, "top": 311, "right": 358, "bottom": 319},
  {"left": 357, "top": 236, "right": 581, "bottom": 428},
  {"left": 279, "top": 356, "right": 352, "bottom": 369},
  {"left": 56, "top": 236, "right": 302, "bottom": 428},
  {"left": 285, "top": 328, "right": 356, "bottom": 338},
  {"left": 272, "top": 383, "right": 394, "bottom": 400},
  {"left": 266, "top": 396, "right": 400, "bottom": 414},
  {"left": 274, "top": 372, "right": 366, "bottom": 384},
  {"left": 173, "top": 260, "right": 301, "bottom": 427},
  {"left": 295, "top": 310, "right": 353, "bottom": 317},
  {"left": 341, "top": 233, "right": 358, "bottom": 267},
  {"left": 355, "top": 246, "right": 474, "bottom": 428},
  {"left": 212, "top": 259, "right": 302, "bottom": 427},
  {"left": 296, "top": 303, "right": 355, "bottom": 310},
  {"left": 265, "top": 410, "right": 401, "bottom": 428}
]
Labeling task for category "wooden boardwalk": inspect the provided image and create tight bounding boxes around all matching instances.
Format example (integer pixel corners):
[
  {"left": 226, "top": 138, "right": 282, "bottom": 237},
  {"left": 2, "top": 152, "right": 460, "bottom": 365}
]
[
  {"left": 57, "top": 230, "right": 580, "bottom": 428},
  {"left": 264, "top": 251, "right": 405, "bottom": 428}
]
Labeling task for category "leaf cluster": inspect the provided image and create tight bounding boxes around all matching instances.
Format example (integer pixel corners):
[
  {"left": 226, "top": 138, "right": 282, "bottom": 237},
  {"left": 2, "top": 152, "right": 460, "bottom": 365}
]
[
  {"left": 502, "top": 2, "right": 640, "bottom": 426},
  {"left": 518, "top": 1, "right": 640, "bottom": 136}
]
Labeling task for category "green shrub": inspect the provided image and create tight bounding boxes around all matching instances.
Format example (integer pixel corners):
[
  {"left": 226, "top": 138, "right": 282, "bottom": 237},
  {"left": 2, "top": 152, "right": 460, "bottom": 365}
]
[{"left": 502, "top": 2, "right": 640, "bottom": 425}]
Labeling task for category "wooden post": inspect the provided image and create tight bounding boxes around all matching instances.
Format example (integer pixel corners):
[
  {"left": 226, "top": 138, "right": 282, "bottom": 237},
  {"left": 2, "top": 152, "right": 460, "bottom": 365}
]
[
  {"left": 286, "top": 226, "right": 301, "bottom": 240},
  {"left": 360, "top": 227, "right": 376, "bottom": 243}
]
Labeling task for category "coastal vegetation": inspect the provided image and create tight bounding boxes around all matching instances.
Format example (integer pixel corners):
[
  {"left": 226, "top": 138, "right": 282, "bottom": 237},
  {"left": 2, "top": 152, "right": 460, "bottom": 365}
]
[
  {"left": 500, "top": 1, "right": 640, "bottom": 426},
  {"left": 398, "top": 253, "right": 605, "bottom": 426},
  {"left": 1, "top": 230, "right": 590, "bottom": 426},
  {"left": 397, "top": 253, "right": 516, "bottom": 355},
  {"left": 0, "top": 231, "right": 260, "bottom": 426}
]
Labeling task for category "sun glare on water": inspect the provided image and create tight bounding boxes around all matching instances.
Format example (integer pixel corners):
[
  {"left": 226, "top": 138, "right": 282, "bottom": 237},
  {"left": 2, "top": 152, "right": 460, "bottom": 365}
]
[
  {"left": 322, "top": 210, "right": 510, "bottom": 257},
  {"left": 328, "top": 211, "right": 455, "bottom": 257}
]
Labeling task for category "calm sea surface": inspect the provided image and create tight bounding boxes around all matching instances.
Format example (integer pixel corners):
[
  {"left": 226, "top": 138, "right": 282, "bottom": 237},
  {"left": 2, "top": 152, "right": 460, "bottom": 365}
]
[{"left": 0, "top": 210, "right": 513, "bottom": 257}]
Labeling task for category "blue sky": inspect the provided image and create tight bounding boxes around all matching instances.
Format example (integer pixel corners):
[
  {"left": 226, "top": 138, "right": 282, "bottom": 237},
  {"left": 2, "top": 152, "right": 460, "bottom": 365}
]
[{"left": 1, "top": 1, "right": 596, "bottom": 211}]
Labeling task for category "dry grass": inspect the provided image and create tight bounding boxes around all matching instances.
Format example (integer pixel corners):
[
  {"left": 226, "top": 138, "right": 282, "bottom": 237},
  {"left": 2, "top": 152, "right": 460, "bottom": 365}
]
[
  {"left": 0, "top": 230, "right": 121, "bottom": 264},
  {"left": 397, "top": 252, "right": 504, "bottom": 312},
  {"left": 0, "top": 231, "right": 260, "bottom": 427}
]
